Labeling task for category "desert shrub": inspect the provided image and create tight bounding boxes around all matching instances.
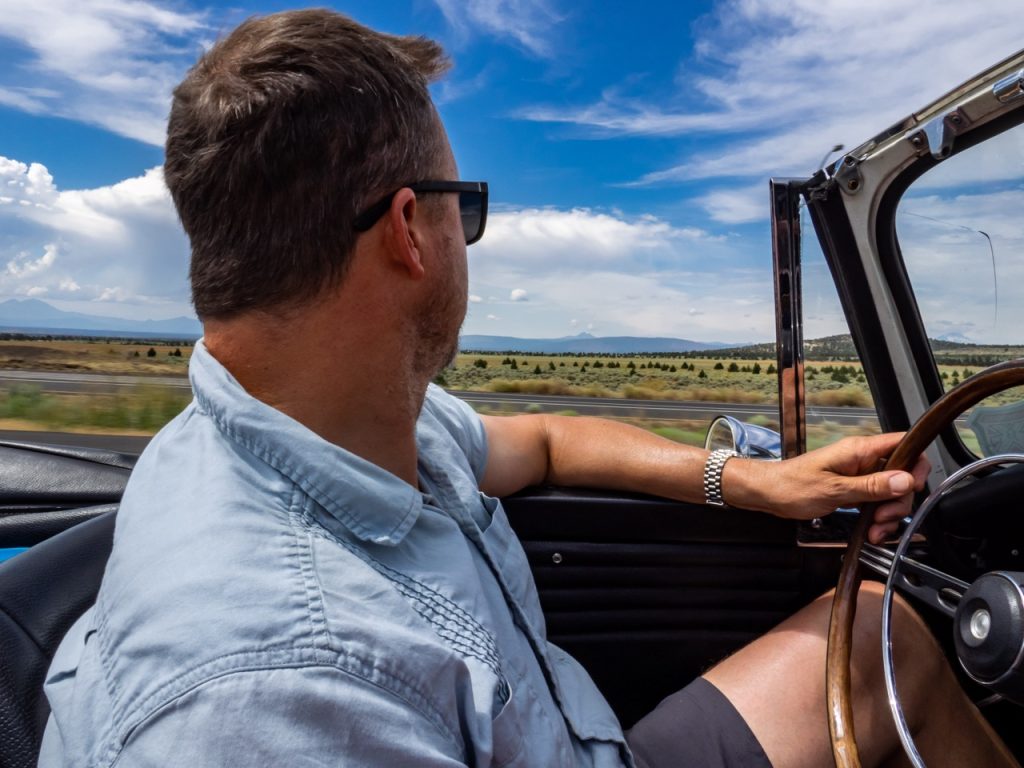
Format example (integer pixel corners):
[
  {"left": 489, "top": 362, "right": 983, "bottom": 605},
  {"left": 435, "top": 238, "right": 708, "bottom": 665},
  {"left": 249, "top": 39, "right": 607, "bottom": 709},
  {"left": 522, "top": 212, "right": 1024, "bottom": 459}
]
[
  {"left": 807, "top": 386, "right": 872, "bottom": 407},
  {"left": 487, "top": 378, "right": 574, "bottom": 396}
]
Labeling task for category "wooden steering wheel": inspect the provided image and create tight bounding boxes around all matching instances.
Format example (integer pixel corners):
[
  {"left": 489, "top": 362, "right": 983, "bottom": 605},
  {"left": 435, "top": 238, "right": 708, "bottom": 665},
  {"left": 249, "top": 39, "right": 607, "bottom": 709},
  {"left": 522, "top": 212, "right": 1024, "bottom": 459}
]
[{"left": 826, "top": 359, "right": 1024, "bottom": 767}]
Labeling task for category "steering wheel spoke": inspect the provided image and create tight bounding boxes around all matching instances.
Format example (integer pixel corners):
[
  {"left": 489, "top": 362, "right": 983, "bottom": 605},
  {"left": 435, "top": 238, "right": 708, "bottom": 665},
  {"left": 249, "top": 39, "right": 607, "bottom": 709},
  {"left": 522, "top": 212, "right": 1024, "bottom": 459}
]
[
  {"left": 861, "top": 543, "right": 968, "bottom": 618},
  {"left": 894, "top": 554, "right": 969, "bottom": 619}
]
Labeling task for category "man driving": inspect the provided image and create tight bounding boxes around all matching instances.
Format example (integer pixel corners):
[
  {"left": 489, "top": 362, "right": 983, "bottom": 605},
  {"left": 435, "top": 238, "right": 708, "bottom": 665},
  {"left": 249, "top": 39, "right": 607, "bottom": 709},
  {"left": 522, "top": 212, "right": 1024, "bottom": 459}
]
[{"left": 38, "top": 10, "right": 1018, "bottom": 767}]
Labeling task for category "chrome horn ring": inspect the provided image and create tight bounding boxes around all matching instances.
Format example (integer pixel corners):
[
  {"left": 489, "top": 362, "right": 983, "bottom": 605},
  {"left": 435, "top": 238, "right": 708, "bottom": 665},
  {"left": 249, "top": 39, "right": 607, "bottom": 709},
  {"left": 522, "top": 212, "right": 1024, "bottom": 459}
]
[{"left": 880, "top": 453, "right": 1024, "bottom": 768}]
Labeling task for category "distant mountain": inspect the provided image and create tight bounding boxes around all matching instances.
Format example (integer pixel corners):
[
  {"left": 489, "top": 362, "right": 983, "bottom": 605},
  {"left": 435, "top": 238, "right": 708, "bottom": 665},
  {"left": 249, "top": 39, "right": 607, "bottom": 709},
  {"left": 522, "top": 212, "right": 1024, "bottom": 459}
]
[
  {"left": 0, "top": 298, "right": 201, "bottom": 339},
  {"left": 459, "top": 332, "right": 730, "bottom": 354},
  {"left": 720, "top": 333, "right": 1016, "bottom": 366},
  {"left": 715, "top": 334, "right": 860, "bottom": 359},
  {"left": 934, "top": 333, "right": 977, "bottom": 347}
]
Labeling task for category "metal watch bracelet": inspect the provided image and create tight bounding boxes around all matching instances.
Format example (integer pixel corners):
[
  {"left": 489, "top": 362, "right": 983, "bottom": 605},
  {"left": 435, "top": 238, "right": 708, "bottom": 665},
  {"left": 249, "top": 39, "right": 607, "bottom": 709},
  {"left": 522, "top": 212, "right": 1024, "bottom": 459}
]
[{"left": 703, "top": 449, "right": 738, "bottom": 507}]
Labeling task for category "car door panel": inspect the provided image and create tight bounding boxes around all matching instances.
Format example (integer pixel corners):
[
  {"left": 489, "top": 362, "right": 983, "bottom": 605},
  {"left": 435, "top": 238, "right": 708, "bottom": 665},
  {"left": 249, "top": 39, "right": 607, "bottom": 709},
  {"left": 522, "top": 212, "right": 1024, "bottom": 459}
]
[{"left": 504, "top": 489, "right": 834, "bottom": 726}]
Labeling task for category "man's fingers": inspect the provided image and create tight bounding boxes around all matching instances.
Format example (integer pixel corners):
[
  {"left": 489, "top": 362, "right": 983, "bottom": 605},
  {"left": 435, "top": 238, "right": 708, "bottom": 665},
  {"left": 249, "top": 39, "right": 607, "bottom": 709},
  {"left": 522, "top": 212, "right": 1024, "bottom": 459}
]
[
  {"left": 875, "top": 501, "right": 910, "bottom": 522},
  {"left": 868, "top": 494, "right": 915, "bottom": 544},
  {"left": 910, "top": 453, "right": 932, "bottom": 490},
  {"left": 869, "top": 521, "right": 899, "bottom": 545},
  {"left": 887, "top": 471, "right": 914, "bottom": 494},
  {"left": 843, "top": 469, "right": 915, "bottom": 503}
]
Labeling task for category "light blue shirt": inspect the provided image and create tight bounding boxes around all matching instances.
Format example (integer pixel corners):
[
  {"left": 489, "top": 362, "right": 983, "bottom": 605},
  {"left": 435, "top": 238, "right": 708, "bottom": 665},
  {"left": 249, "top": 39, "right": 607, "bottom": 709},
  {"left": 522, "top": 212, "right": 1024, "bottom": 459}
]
[{"left": 39, "top": 341, "right": 630, "bottom": 767}]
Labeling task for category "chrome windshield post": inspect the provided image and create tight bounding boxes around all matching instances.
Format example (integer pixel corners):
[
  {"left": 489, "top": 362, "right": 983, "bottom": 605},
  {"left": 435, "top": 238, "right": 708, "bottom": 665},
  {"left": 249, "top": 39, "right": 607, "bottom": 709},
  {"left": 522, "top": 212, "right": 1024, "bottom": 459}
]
[{"left": 771, "top": 178, "right": 808, "bottom": 460}]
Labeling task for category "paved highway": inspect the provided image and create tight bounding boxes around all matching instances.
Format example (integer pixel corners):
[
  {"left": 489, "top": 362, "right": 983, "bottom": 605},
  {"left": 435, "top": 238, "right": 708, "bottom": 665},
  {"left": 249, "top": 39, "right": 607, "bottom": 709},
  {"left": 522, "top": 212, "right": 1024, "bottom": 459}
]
[
  {"left": 0, "top": 370, "right": 191, "bottom": 393},
  {"left": 456, "top": 390, "right": 879, "bottom": 426},
  {"left": 0, "top": 370, "right": 881, "bottom": 426}
]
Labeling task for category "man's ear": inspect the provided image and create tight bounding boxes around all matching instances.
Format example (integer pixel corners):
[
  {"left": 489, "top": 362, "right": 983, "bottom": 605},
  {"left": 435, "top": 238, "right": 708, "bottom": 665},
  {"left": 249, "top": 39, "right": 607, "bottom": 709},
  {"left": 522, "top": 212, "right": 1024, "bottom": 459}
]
[{"left": 385, "top": 188, "right": 426, "bottom": 280}]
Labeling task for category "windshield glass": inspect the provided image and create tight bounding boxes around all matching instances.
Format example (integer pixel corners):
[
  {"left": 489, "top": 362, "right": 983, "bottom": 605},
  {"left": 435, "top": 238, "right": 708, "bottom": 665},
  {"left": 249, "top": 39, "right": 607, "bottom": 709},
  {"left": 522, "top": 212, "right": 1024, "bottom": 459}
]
[
  {"left": 800, "top": 201, "right": 881, "bottom": 450},
  {"left": 896, "top": 121, "right": 1024, "bottom": 456}
]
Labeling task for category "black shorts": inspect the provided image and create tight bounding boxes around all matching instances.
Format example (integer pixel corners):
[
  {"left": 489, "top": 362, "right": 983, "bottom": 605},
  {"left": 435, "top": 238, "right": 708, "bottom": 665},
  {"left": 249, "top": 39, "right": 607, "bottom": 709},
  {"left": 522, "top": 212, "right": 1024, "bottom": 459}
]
[{"left": 624, "top": 677, "right": 772, "bottom": 768}]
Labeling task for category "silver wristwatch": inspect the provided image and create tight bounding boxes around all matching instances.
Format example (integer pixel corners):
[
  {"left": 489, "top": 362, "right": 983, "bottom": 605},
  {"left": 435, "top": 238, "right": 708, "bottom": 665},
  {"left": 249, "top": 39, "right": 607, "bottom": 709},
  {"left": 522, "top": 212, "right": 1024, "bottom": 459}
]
[{"left": 703, "top": 449, "right": 738, "bottom": 507}]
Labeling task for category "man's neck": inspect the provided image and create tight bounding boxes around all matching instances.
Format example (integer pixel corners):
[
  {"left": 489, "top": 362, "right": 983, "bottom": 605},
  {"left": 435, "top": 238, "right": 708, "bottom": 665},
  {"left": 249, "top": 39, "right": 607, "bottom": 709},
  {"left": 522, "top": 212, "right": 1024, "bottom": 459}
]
[{"left": 203, "top": 308, "right": 427, "bottom": 488}]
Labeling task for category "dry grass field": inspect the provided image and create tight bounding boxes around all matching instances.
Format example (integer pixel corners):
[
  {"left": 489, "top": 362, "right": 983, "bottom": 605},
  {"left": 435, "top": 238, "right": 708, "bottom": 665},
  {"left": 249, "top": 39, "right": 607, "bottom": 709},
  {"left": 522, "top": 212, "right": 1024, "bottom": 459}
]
[
  {"left": 0, "top": 340, "right": 1017, "bottom": 453},
  {"left": 447, "top": 352, "right": 867, "bottom": 406},
  {"left": 0, "top": 339, "right": 192, "bottom": 375}
]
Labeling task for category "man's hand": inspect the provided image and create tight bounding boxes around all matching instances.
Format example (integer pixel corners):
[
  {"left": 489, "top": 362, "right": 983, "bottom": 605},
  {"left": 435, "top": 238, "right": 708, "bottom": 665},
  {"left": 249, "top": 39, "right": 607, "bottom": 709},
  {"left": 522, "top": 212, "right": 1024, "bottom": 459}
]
[{"left": 726, "top": 433, "right": 930, "bottom": 544}]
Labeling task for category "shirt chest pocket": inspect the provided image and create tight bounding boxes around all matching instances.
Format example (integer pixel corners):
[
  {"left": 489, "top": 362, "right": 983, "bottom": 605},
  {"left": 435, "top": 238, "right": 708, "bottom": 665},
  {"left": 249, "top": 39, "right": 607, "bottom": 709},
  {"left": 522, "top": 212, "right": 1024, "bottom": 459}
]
[
  {"left": 546, "top": 643, "right": 627, "bottom": 747},
  {"left": 488, "top": 686, "right": 527, "bottom": 766},
  {"left": 486, "top": 675, "right": 579, "bottom": 768},
  {"left": 478, "top": 495, "right": 545, "bottom": 628}
]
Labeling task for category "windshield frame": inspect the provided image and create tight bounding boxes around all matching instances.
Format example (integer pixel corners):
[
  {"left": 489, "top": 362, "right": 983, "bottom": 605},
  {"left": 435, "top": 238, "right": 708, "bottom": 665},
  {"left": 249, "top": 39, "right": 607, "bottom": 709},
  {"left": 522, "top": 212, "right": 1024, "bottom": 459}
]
[{"left": 874, "top": 107, "right": 1024, "bottom": 465}]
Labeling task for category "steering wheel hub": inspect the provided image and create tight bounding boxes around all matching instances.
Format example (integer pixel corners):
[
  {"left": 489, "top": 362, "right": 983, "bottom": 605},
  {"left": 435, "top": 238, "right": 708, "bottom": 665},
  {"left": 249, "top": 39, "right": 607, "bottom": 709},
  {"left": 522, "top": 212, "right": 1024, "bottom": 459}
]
[{"left": 954, "top": 571, "right": 1024, "bottom": 700}]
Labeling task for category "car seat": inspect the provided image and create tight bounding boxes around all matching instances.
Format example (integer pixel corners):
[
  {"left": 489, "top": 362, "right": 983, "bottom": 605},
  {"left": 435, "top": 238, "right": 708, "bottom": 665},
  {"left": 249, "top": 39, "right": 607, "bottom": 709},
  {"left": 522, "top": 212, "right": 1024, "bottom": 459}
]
[{"left": 0, "top": 511, "right": 115, "bottom": 768}]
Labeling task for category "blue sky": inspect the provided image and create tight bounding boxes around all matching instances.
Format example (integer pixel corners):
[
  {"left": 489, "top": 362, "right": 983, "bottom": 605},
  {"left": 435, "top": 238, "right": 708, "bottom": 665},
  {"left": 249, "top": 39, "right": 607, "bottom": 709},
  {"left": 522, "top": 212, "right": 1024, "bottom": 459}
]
[{"left": 0, "top": 0, "right": 1022, "bottom": 343}]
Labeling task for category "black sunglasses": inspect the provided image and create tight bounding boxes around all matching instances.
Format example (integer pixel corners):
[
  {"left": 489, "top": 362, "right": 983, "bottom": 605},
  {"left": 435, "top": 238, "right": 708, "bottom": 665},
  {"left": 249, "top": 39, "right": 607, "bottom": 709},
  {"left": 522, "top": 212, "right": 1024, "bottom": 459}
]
[{"left": 353, "top": 180, "right": 488, "bottom": 245}]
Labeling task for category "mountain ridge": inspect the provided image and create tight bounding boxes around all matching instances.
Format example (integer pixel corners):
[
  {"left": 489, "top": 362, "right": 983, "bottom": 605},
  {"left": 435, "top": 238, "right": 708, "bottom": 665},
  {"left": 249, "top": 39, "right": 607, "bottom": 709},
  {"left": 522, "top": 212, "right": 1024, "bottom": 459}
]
[
  {"left": 459, "top": 333, "right": 731, "bottom": 354},
  {"left": 0, "top": 299, "right": 735, "bottom": 350},
  {"left": 0, "top": 298, "right": 202, "bottom": 338}
]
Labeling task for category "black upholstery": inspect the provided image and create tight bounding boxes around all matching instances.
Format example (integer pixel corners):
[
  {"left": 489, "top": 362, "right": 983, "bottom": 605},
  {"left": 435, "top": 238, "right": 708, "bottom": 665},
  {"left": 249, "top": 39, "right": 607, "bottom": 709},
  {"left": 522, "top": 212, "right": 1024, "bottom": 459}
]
[
  {"left": 0, "top": 511, "right": 115, "bottom": 768},
  {"left": 0, "top": 441, "right": 130, "bottom": 549},
  {"left": 503, "top": 488, "right": 828, "bottom": 727},
  {"left": 0, "top": 442, "right": 132, "bottom": 514}
]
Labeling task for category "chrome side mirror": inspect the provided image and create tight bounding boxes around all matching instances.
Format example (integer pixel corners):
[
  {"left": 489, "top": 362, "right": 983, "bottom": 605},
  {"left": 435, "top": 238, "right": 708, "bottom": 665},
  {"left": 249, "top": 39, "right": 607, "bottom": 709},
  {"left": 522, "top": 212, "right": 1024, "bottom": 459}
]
[{"left": 704, "top": 415, "right": 781, "bottom": 460}]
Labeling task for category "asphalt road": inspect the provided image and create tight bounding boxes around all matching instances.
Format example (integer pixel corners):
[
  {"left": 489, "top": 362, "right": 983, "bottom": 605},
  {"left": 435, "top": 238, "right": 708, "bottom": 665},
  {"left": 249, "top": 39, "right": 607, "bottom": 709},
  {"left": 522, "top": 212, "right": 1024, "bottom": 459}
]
[
  {"left": 0, "top": 370, "right": 190, "bottom": 394},
  {"left": 0, "top": 370, "right": 882, "bottom": 426},
  {"left": 457, "top": 390, "right": 880, "bottom": 426}
]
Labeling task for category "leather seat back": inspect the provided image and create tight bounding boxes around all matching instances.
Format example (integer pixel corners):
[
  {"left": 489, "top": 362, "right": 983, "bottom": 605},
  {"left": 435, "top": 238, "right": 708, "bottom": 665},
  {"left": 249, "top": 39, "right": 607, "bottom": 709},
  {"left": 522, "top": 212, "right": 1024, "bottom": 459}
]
[{"left": 0, "top": 512, "right": 115, "bottom": 768}]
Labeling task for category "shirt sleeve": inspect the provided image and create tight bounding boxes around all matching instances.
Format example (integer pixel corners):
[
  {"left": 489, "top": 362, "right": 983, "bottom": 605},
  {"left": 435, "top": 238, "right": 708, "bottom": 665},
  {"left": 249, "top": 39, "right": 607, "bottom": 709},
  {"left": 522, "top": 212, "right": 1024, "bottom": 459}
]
[
  {"left": 422, "top": 384, "right": 489, "bottom": 483},
  {"left": 116, "top": 665, "right": 468, "bottom": 767}
]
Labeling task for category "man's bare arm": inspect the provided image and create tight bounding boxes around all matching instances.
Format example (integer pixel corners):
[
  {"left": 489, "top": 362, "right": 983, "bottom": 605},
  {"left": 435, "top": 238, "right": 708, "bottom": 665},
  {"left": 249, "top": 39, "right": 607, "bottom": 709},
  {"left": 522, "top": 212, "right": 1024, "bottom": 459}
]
[{"left": 479, "top": 414, "right": 929, "bottom": 544}]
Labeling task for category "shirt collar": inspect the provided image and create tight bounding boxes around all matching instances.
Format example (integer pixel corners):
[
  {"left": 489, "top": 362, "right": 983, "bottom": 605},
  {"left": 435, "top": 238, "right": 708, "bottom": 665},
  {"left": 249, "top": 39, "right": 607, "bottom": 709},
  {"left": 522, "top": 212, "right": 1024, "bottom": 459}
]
[{"left": 188, "top": 340, "right": 421, "bottom": 546}]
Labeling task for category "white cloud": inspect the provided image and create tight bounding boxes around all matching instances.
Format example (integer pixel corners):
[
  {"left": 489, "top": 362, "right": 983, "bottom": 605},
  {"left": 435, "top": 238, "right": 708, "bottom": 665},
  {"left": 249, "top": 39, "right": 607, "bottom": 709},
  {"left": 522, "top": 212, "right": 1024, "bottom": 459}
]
[
  {"left": 0, "top": 86, "right": 51, "bottom": 114},
  {"left": 509, "top": 288, "right": 528, "bottom": 301},
  {"left": 466, "top": 206, "right": 773, "bottom": 342},
  {"left": 433, "top": 0, "right": 562, "bottom": 58},
  {"left": 521, "top": 0, "right": 1023, "bottom": 182},
  {"left": 486, "top": 313, "right": 500, "bottom": 320},
  {"left": 0, "top": 155, "right": 191, "bottom": 317},
  {"left": 896, "top": 185, "right": 1024, "bottom": 344},
  {"left": 474, "top": 207, "right": 716, "bottom": 273},
  {"left": 435, "top": 68, "right": 492, "bottom": 106},
  {"left": 698, "top": 185, "right": 765, "bottom": 224},
  {"left": 6, "top": 243, "right": 58, "bottom": 277},
  {"left": 469, "top": 294, "right": 483, "bottom": 303},
  {"left": 0, "top": 0, "right": 205, "bottom": 145}
]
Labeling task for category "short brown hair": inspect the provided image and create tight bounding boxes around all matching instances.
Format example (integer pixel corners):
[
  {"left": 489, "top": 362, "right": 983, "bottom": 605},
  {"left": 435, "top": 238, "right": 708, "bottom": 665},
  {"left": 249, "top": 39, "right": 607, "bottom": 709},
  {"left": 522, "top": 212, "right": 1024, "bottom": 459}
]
[{"left": 165, "top": 9, "right": 450, "bottom": 319}]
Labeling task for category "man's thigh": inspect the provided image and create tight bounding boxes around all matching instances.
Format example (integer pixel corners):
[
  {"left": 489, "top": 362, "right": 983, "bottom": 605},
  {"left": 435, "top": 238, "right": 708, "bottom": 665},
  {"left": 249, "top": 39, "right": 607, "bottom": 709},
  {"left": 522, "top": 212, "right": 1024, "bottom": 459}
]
[
  {"left": 628, "top": 583, "right": 905, "bottom": 768},
  {"left": 701, "top": 583, "right": 903, "bottom": 768}
]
